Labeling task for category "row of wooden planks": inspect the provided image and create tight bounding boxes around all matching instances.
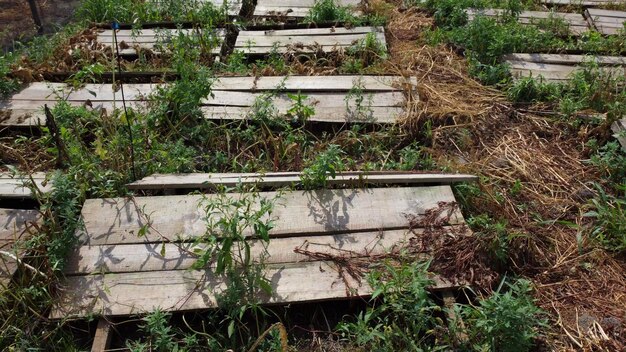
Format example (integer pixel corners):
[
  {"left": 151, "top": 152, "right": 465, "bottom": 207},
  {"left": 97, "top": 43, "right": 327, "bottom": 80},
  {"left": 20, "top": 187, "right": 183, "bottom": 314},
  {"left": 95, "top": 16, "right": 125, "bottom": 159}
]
[
  {"left": 0, "top": 75, "right": 414, "bottom": 127},
  {"left": 53, "top": 182, "right": 471, "bottom": 318},
  {"left": 98, "top": 26, "right": 385, "bottom": 56},
  {"left": 466, "top": 8, "right": 626, "bottom": 36},
  {"left": 149, "top": 0, "right": 361, "bottom": 18}
]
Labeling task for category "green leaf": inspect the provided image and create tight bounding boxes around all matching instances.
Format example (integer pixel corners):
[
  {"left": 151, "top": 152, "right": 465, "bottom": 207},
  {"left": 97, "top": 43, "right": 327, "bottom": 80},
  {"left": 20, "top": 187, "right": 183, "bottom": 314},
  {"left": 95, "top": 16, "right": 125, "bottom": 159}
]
[{"left": 227, "top": 320, "right": 235, "bottom": 338}]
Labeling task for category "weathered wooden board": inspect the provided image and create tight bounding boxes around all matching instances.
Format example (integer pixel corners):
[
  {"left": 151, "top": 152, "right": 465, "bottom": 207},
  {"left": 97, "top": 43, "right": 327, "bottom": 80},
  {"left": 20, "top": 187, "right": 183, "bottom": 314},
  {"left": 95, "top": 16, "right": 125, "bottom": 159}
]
[
  {"left": 151, "top": 0, "right": 243, "bottom": 16},
  {"left": 77, "top": 186, "right": 463, "bottom": 246},
  {"left": 542, "top": 0, "right": 626, "bottom": 5},
  {"left": 0, "top": 209, "right": 40, "bottom": 289},
  {"left": 253, "top": 0, "right": 361, "bottom": 18},
  {"left": 586, "top": 8, "right": 626, "bottom": 35},
  {"left": 97, "top": 28, "right": 226, "bottom": 55},
  {"left": 612, "top": 118, "right": 626, "bottom": 151},
  {"left": 234, "top": 26, "right": 386, "bottom": 55},
  {"left": 52, "top": 259, "right": 456, "bottom": 318},
  {"left": 211, "top": 75, "right": 412, "bottom": 91},
  {"left": 1, "top": 76, "right": 413, "bottom": 126},
  {"left": 66, "top": 226, "right": 468, "bottom": 275},
  {"left": 504, "top": 54, "right": 626, "bottom": 82},
  {"left": 127, "top": 171, "right": 478, "bottom": 190},
  {"left": 0, "top": 172, "right": 51, "bottom": 199},
  {"left": 467, "top": 9, "right": 589, "bottom": 35}
]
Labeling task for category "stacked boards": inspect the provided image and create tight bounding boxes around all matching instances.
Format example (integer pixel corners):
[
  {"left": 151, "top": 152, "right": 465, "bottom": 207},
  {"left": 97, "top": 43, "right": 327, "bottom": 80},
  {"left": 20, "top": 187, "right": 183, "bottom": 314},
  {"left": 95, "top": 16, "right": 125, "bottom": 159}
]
[
  {"left": 585, "top": 8, "right": 626, "bottom": 35},
  {"left": 1, "top": 75, "right": 413, "bottom": 126},
  {"left": 52, "top": 172, "right": 475, "bottom": 318}
]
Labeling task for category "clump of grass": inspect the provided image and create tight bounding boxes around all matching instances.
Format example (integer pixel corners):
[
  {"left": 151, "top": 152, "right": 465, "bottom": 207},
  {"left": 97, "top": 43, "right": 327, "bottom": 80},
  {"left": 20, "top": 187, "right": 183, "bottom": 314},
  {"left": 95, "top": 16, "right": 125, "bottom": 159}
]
[
  {"left": 300, "top": 144, "right": 346, "bottom": 189},
  {"left": 305, "top": 0, "right": 359, "bottom": 24}
]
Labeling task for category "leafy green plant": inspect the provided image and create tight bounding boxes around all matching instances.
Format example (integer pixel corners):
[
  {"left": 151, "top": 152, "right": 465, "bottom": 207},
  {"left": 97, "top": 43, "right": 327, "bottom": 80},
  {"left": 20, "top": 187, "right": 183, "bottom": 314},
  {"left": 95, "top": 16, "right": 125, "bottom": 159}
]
[
  {"left": 300, "top": 144, "right": 346, "bottom": 189},
  {"left": 338, "top": 260, "right": 449, "bottom": 350},
  {"left": 458, "top": 279, "right": 547, "bottom": 352},
  {"left": 305, "top": 0, "right": 358, "bottom": 24},
  {"left": 286, "top": 91, "right": 316, "bottom": 122},
  {"left": 584, "top": 184, "right": 626, "bottom": 253}
]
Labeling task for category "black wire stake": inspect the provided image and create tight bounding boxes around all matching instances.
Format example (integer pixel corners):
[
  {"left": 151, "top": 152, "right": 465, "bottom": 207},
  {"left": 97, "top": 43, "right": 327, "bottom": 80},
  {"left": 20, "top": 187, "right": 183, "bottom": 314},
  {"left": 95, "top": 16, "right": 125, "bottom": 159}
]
[{"left": 112, "top": 21, "right": 137, "bottom": 181}]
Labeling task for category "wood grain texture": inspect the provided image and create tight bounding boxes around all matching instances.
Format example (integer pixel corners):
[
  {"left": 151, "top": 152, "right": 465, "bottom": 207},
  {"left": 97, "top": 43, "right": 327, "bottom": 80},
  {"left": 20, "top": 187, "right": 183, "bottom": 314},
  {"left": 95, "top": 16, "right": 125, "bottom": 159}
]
[
  {"left": 77, "top": 186, "right": 463, "bottom": 245},
  {"left": 542, "top": 0, "right": 623, "bottom": 5},
  {"left": 66, "top": 226, "right": 468, "bottom": 275},
  {"left": 52, "top": 259, "right": 456, "bottom": 318},
  {"left": 127, "top": 171, "right": 478, "bottom": 190},
  {"left": 503, "top": 53, "right": 626, "bottom": 65},
  {"left": 506, "top": 57, "right": 626, "bottom": 82},
  {"left": 151, "top": 0, "right": 243, "bottom": 16}
]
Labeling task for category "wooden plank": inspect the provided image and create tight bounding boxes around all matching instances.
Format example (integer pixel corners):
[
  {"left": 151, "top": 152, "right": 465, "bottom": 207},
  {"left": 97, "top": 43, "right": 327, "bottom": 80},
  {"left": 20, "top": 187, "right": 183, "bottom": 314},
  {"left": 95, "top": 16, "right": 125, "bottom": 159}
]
[
  {"left": 97, "top": 28, "right": 226, "bottom": 55},
  {"left": 211, "top": 75, "right": 410, "bottom": 91},
  {"left": 77, "top": 186, "right": 463, "bottom": 245},
  {"left": 586, "top": 8, "right": 626, "bottom": 35},
  {"left": 503, "top": 53, "right": 626, "bottom": 65},
  {"left": 204, "top": 105, "right": 402, "bottom": 122},
  {"left": 0, "top": 209, "right": 40, "bottom": 289},
  {"left": 91, "top": 318, "right": 112, "bottom": 352},
  {"left": 0, "top": 172, "right": 50, "bottom": 199},
  {"left": 507, "top": 60, "right": 626, "bottom": 82},
  {"left": 237, "top": 27, "right": 375, "bottom": 37},
  {"left": 127, "top": 172, "right": 478, "bottom": 190},
  {"left": 235, "top": 27, "right": 386, "bottom": 55},
  {"left": 467, "top": 9, "right": 589, "bottom": 34},
  {"left": 51, "top": 259, "right": 456, "bottom": 318},
  {"left": 542, "top": 0, "right": 623, "bottom": 5},
  {"left": 612, "top": 118, "right": 626, "bottom": 151},
  {"left": 254, "top": 0, "right": 360, "bottom": 18},
  {"left": 66, "top": 226, "right": 468, "bottom": 275},
  {"left": 203, "top": 91, "right": 403, "bottom": 107},
  {"left": 151, "top": 0, "right": 243, "bottom": 16}
]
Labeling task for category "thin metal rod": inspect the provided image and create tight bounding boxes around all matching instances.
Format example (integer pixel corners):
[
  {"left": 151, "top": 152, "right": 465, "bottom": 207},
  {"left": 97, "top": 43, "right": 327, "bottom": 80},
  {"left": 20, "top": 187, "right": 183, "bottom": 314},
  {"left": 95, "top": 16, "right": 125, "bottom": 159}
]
[{"left": 112, "top": 25, "right": 137, "bottom": 181}]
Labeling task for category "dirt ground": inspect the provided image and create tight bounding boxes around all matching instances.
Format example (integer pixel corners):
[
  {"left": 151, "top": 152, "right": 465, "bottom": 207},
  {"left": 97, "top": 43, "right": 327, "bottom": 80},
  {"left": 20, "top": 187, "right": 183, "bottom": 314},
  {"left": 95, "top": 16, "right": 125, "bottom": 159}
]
[{"left": 0, "top": 0, "right": 80, "bottom": 50}]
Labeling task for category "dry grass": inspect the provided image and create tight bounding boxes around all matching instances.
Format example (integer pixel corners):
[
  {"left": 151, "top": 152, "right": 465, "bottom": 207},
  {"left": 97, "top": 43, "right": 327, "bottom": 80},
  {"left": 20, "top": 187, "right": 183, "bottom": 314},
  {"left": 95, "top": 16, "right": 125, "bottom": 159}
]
[{"left": 381, "top": 2, "right": 626, "bottom": 350}]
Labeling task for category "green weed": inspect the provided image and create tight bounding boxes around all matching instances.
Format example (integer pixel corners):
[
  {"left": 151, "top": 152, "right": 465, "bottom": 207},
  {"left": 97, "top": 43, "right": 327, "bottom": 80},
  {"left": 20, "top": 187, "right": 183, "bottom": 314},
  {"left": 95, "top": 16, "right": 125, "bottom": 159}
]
[
  {"left": 300, "top": 144, "right": 346, "bottom": 189},
  {"left": 305, "top": 0, "right": 359, "bottom": 24},
  {"left": 584, "top": 184, "right": 626, "bottom": 253},
  {"left": 458, "top": 279, "right": 547, "bottom": 352}
]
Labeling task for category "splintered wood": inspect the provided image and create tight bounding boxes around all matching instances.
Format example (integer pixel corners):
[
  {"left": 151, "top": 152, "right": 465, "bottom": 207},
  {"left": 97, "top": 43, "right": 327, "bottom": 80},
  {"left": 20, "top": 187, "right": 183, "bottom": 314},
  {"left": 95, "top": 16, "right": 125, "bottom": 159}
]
[
  {"left": 253, "top": 0, "right": 361, "bottom": 18},
  {"left": 504, "top": 53, "right": 626, "bottom": 82},
  {"left": 97, "top": 28, "right": 226, "bottom": 56},
  {"left": 234, "top": 26, "right": 386, "bottom": 55},
  {"left": 467, "top": 9, "right": 590, "bottom": 35},
  {"left": 52, "top": 185, "right": 470, "bottom": 318},
  {"left": 1, "top": 75, "right": 411, "bottom": 126}
]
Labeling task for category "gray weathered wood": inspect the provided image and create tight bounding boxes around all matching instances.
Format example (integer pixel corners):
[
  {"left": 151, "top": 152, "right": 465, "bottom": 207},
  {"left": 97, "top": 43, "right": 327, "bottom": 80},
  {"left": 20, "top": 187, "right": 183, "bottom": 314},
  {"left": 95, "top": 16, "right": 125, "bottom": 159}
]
[
  {"left": 235, "top": 26, "right": 386, "bottom": 55},
  {"left": 506, "top": 57, "right": 626, "bottom": 82},
  {"left": 542, "top": 0, "right": 625, "bottom": 6},
  {"left": 0, "top": 172, "right": 51, "bottom": 199},
  {"left": 1, "top": 76, "right": 414, "bottom": 126},
  {"left": 254, "top": 0, "right": 361, "bottom": 18},
  {"left": 77, "top": 186, "right": 463, "bottom": 245},
  {"left": 151, "top": 0, "right": 243, "bottom": 16},
  {"left": 503, "top": 53, "right": 626, "bottom": 65},
  {"left": 127, "top": 171, "right": 478, "bottom": 190},
  {"left": 65, "top": 226, "right": 467, "bottom": 275},
  {"left": 467, "top": 9, "right": 589, "bottom": 35},
  {"left": 586, "top": 8, "right": 626, "bottom": 35},
  {"left": 0, "top": 209, "right": 41, "bottom": 289},
  {"left": 97, "top": 28, "right": 226, "bottom": 55},
  {"left": 51, "top": 259, "right": 456, "bottom": 318}
]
